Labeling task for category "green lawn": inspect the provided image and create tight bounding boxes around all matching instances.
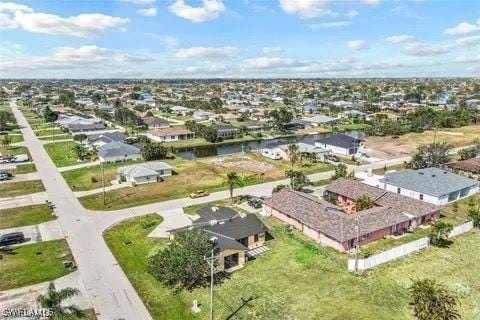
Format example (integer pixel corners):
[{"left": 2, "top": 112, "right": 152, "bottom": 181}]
[
  {"left": 0, "top": 134, "right": 23, "bottom": 144},
  {"left": 14, "top": 163, "right": 36, "bottom": 174},
  {"left": 44, "top": 141, "right": 86, "bottom": 167},
  {"left": 0, "top": 180, "right": 45, "bottom": 197},
  {"left": 38, "top": 133, "right": 72, "bottom": 141},
  {"left": 104, "top": 215, "right": 480, "bottom": 320},
  {"left": 35, "top": 128, "right": 64, "bottom": 136},
  {"left": 0, "top": 204, "right": 55, "bottom": 229},
  {"left": 182, "top": 195, "right": 251, "bottom": 215},
  {"left": 0, "top": 145, "right": 30, "bottom": 158},
  {"left": 0, "top": 240, "right": 74, "bottom": 290}
]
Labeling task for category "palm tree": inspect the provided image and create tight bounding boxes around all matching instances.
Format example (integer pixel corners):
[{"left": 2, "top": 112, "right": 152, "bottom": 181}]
[
  {"left": 37, "top": 282, "right": 85, "bottom": 319},
  {"left": 1, "top": 133, "right": 11, "bottom": 149},
  {"left": 225, "top": 171, "right": 244, "bottom": 202},
  {"left": 409, "top": 278, "right": 460, "bottom": 320},
  {"left": 286, "top": 143, "right": 300, "bottom": 170}
]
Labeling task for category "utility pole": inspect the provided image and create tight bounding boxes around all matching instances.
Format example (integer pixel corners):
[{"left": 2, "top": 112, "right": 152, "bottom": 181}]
[
  {"left": 205, "top": 236, "right": 218, "bottom": 320},
  {"left": 100, "top": 159, "right": 105, "bottom": 206}
]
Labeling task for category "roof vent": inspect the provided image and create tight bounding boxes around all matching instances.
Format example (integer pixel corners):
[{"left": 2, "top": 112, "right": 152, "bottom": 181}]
[
  {"left": 209, "top": 219, "right": 218, "bottom": 226},
  {"left": 432, "top": 174, "right": 436, "bottom": 177},
  {"left": 418, "top": 172, "right": 424, "bottom": 175}
]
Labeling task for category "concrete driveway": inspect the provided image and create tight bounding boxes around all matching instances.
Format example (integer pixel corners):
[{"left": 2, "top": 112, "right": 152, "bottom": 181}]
[
  {"left": 0, "top": 172, "right": 40, "bottom": 184},
  {"left": 0, "top": 220, "right": 64, "bottom": 245},
  {"left": 0, "top": 192, "right": 48, "bottom": 210}
]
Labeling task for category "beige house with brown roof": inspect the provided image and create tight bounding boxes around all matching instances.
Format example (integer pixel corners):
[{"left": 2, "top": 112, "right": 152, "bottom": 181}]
[{"left": 147, "top": 127, "right": 195, "bottom": 142}]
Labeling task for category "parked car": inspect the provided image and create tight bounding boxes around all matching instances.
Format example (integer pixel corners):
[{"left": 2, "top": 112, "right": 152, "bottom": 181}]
[
  {"left": 260, "top": 149, "right": 282, "bottom": 160},
  {"left": 0, "top": 171, "right": 13, "bottom": 178},
  {"left": 10, "top": 154, "right": 29, "bottom": 163},
  {"left": 325, "top": 154, "right": 340, "bottom": 162},
  {"left": 0, "top": 173, "right": 11, "bottom": 181},
  {"left": 0, "top": 232, "right": 25, "bottom": 246},
  {"left": 189, "top": 190, "right": 210, "bottom": 198},
  {"left": 247, "top": 198, "right": 263, "bottom": 209}
]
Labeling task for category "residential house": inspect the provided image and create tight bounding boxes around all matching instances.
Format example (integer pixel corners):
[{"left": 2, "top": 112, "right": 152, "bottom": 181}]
[
  {"left": 147, "top": 127, "right": 195, "bottom": 142},
  {"left": 68, "top": 123, "right": 106, "bottom": 134},
  {"left": 193, "top": 110, "right": 212, "bottom": 120},
  {"left": 315, "top": 134, "right": 364, "bottom": 155},
  {"left": 169, "top": 106, "right": 191, "bottom": 116},
  {"left": 274, "top": 143, "right": 330, "bottom": 161},
  {"left": 379, "top": 168, "right": 479, "bottom": 205},
  {"left": 170, "top": 205, "right": 269, "bottom": 272},
  {"left": 211, "top": 124, "right": 239, "bottom": 138},
  {"left": 301, "top": 115, "right": 338, "bottom": 127},
  {"left": 117, "top": 161, "right": 173, "bottom": 185},
  {"left": 86, "top": 131, "right": 125, "bottom": 149},
  {"left": 142, "top": 117, "right": 170, "bottom": 129},
  {"left": 263, "top": 179, "right": 440, "bottom": 252},
  {"left": 98, "top": 141, "right": 141, "bottom": 162},
  {"left": 97, "top": 103, "right": 114, "bottom": 115}
]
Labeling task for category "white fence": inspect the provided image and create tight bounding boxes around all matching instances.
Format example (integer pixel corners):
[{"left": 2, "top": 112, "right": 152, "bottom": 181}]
[{"left": 347, "top": 221, "right": 474, "bottom": 272}]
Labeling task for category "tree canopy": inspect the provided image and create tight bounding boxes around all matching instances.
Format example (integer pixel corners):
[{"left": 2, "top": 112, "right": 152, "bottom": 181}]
[{"left": 407, "top": 142, "right": 451, "bottom": 170}]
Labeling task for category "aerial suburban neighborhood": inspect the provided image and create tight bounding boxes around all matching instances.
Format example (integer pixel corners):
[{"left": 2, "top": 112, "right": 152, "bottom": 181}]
[{"left": 0, "top": 0, "right": 480, "bottom": 320}]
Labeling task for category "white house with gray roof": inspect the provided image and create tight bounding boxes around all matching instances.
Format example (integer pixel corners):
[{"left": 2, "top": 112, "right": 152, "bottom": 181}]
[
  {"left": 117, "top": 161, "right": 173, "bottom": 185},
  {"left": 379, "top": 167, "right": 479, "bottom": 205}
]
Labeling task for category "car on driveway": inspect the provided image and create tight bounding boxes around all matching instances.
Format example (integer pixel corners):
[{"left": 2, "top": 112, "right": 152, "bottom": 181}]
[
  {"left": 0, "top": 173, "right": 11, "bottom": 181},
  {"left": 0, "top": 232, "right": 25, "bottom": 246},
  {"left": 325, "top": 154, "right": 340, "bottom": 162},
  {"left": 247, "top": 198, "right": 263, "bottom": 209},
  {"left": 189, "top": 190, "right": 210, "bottom": 198}
]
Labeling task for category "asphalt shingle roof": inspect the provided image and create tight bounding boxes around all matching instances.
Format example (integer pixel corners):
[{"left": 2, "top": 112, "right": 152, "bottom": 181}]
[
  {"left": 379, "top": 168, "right": 479, "bottom": 197},
  {"left": 316, "top": 134, "right": 361, "bottom": 149}
]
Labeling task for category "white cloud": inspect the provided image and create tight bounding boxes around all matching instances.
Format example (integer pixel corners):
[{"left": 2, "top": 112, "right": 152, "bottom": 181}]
[
  {"left": 175, "top": 46, "right": 239, "bottom": 58},
  {"left": 403, "top": 42, "right": 451, "bottom": 56},
  {"left": 444, "top": 22, "right": 480, "bottom": 35},
  {"left": 169, "top": 0, "right": 225, "bottom": 23},
  {"left": 361, "top": 0, "right": 381, "bottom": 5},
  {"left": 0, "top": 2, "right": 129, "bottom": 37},
  {"left": 384, "top": 34, "right": 414, "bottom": 43},
  {"left": 241, "top": 56, "right": 301, "bottom": 69},
  {"left": 137, "top": 7, "right": 157, "bottom": 16},
  {"left": 279, "top": 0, "right": 337, "bottom": 19},
  {"left": 454, "top": 35, "right": 480, "bottom": 46},
  {"left": 347, "top": 40, "right": 368, "bottom": 50},
  {"left": 309, "top": 21, "right": 351, "bottom": 29},
  {"left": 0, "top": 45, "right": 152, "bottom": 71},
  {"left": 262, "top": 46, "right": 284, "bottom": 53},
  {"left": 346, "top": 9, "right": 359, "bottom": 18},
  {"left": 456, "top": 54, "right": 480, "bottom": 63}
]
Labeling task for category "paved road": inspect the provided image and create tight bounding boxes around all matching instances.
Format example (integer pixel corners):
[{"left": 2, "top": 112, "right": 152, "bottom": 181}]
[
  {"left": 6, "top": 98, "right": 416, "bottom": 320},
  {"left": 9, "top": 100, "right": 152, "bottom": 320}
]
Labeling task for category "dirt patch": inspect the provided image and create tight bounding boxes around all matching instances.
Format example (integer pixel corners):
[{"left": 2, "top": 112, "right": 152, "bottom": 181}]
[{"left": 200, "top": 154, "right": 276, "bottom": 173}]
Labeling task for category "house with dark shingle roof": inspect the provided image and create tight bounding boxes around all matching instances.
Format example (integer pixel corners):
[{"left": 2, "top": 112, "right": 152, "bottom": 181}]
[
  {"left": 315, "top": 134, "right": 364, "bottom": 155},
  {"left": 379, "top": 168, "right": 479, "bottom": 205},
  {"left": 263, "top": 179, "right": 440, "bottom": 252},
  {"left": 170, "top": 205, "right": 268, "bottom": 272}
]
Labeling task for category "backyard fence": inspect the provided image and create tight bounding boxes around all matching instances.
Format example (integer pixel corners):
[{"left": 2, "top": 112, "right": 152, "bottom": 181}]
[{"left": 347, "top": 221, "right": 474, "bottom": 272}]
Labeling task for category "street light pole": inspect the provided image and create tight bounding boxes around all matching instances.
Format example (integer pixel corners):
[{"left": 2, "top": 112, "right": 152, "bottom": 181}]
[
  {"left": 354, "top": 216, "right": 360, "bottom": 273},
  {"left": 205, "top": 236, "right": 218, "bottom": 320}
]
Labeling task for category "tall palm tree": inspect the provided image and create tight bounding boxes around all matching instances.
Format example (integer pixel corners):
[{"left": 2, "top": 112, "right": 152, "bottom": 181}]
[
  {"left": 286, "top": 143, "right": 300, "bottom": 170},
  {"left": 37, "top": 282, "right": 85, "bottom": 319},
  {"left": 225, "top": 171, "right": 244, "bottom": 202}
]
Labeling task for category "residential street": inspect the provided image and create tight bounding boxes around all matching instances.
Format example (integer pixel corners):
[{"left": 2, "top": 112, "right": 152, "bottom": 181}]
[{"left": 7, "top": 98, "right": 413, "bottom": 319}]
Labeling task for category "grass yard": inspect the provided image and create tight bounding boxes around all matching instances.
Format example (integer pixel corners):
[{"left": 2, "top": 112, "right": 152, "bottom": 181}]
[
  {"left": 14, "top": 163, "right": 36, "bottom": 174},
  {"left": 77, "top": 153, "right": 334, "bottom": 210},
  {"left": 0, "top": 204, "right": 55, "bottom": 229},
  {"left": 44, "top": 141, "right": 86, "bottom": 167},
  {"left": 182, "top": 195, "right": 252, "bottom": 215},
  {"left": 35, "top": 128, "right": 64, "bottom": 137},
  {"left": 104, "top": 215, "right": 480, "bottom": 320},
  {"left": 0, "top": 239, "right": 74, "bottom": 290},
  {"left": 0, "top": 180, "right": 45, "bottom": 197},
  {"left": 0, "top": 145, "right": 30, "bottom": 158},
  {"left": 38, "top": 133, "right": 72, "bottom": 141},
  {"left": 0, "top": 134, "right": 23, "bottom": 144}
]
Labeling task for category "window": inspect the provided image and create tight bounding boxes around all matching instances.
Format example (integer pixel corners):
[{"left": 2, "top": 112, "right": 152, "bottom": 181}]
[
  {"left": 391, "top": 224, "right": 398, "bottom": 232},
  {"left": 397, "top": 187, "right": 401, "bottom": 194},
  {"left": 419, "top": 194, "right": 424, "bottom": 200},
  {"left": 254, "top": 234, "right": 259, "bottom": 242},
  {"left": 361, "top": 233, "right": 370, "bottom": 240}
]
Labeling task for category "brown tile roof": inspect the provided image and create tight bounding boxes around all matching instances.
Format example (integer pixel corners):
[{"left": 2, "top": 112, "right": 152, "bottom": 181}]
[
  {"left": 265, "top": 179, "right": 440, "bottom": 242},
  {"left": 148, "top": 127, "right": 193, "bottom": 137}
]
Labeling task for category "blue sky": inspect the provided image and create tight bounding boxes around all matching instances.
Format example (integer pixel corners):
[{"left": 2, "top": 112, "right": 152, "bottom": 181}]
[{"left": 0, "top": 0, "right": 479, "bottom": 78}]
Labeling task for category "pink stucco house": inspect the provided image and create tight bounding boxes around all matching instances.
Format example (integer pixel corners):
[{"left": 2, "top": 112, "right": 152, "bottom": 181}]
[{"left": 263, "top": 178, "right": 441, "bottom": 252}]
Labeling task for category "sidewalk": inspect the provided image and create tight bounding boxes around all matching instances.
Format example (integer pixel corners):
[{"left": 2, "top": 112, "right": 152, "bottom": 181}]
[
  {"left": 58, "top": 161, "right": 100, "bottom": 172},
  {"left": 74, "top": 184, "right": 129, "bottom": 197}
]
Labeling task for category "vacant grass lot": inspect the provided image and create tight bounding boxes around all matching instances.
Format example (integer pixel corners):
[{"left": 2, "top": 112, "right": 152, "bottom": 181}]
[
  {"left": 14, "top": 163, "right": 36, "bottom": 174},
  {"left": 0, "top": 145, "right": 30, "bottom": 158},
  {"left": 0, "top": 239, "right": 74, "bottom": 290},
  {"left": 0, "top": 134, "right": 23, "bottom": 144},
  {"left": 0, "top": 204, "right": 55, "bottom": 229},
  {"left": 77, "top": 154, "right": 333, "bottom": 210},
  {"left": 35, "top": 128, "right": 64, "bottom": 136},
  {"left": 104, "top": 215, "right": 480, "bottom": 320},
  {"left": 38, "top": 133, "right": 73, "bottom": 141},
  {"left": 44, "top": 141, "right": 85, "bottom": 167},
  {"left": 0, "top": 180, "right": 45, "bottom": 197}
]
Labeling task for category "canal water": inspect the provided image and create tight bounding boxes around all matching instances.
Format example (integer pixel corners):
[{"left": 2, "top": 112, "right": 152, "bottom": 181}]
[{"left": 175, "top": 130, "right": 363, "bottom": 159}]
